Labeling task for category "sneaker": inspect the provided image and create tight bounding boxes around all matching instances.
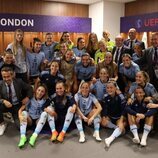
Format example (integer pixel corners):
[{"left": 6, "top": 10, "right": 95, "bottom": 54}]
[
  {"left": 50, "top": 130, "right": 58, "bottom": 142},
  {"left": 29, "top": 135, "right": 37, "bottom": 147},
  {"left": 132, "top": 137, "right": 140, "bottom": 144},
  {"left": 93, "top": 131, "right": 102, "bottom": 142},
  {"left": 0, "top": 123, "right": 7, "bottom": 136},
  {"left": 104, "top": 136, "right": 114, "bottom": 148},
  {"left": 140, "top": 138, "right": 147, "bottom": 146},
  {"left": 18, "top": 136, "right": 27, "bottom": 148},
  {"left": 104, "top": 138, "right": 111, "bottom": 148},
  {"left": 57, "top": 132, "right": 65, "bottom": 142},
  {"left": 79, "top": 131, "right": 85, "bottom": 143}
]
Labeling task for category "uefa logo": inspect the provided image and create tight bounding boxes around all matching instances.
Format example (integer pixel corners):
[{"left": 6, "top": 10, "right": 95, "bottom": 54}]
[{"left": 135, "top": 19, "right": 143, "bottom": 29}]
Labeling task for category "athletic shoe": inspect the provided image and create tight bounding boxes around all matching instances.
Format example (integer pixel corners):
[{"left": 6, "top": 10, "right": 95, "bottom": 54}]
[
  {"left": 104, "top": 138, "right": 111, "bottom": 148},
  {"left": 140, "top": 137, "right": 147, "bottom": 146},
  {"left": 57, "top": 132, "right": 65, "bottom": 142},
  {"left": 79, "top": 131, "right": 85, "bottom": 143},
  {"left": 93, "top": 131, "right": 102, "bottom": 142},
  {"left": 29, "top": 135, "right": 37, "bottom": 147},
  {"left": 18, "top": 136, "right": 27, "bottom": 148},
  {"left": 0, "top": 123, "right": 7, "bottom": 136},
  {"left": 132, "top": 137, "right": 140, "bottom": 144},
  {"left": 50, "top": 130, "right": 58, "bottom": 142}
]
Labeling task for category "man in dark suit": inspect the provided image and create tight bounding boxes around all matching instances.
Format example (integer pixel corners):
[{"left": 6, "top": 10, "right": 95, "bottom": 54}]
[
  {"left": 124, "top": 28, "right": 145, "bottom": 55},
  {"left": 136, "top": 32, "right": 158, "bottom": 91},
  {"left": 0, "top": 67, "right": 33, "bottom": 135},
  {"left": 112, "top": 35, "right": 131, "bottom": 66}
]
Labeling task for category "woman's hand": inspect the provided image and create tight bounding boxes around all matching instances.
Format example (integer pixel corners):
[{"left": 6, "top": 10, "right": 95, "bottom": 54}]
[
  {"left": 70, "top": 106, "right": 76, "bottom": 113},
  {"left": 82, "top": 116, "right": 88, "bottom": 122},
  {"left": 87, "top": 116, "right": 94, "bottom": 125}
]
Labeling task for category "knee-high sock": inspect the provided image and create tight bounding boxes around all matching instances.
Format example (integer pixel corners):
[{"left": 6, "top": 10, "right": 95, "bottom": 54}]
[
  {"left": 106, "top": 127, "right": 122, "bottom": 145},
  {"left": 141, "top": 124, "right": 152, "bottom": 142},
  {"left": 106, "top": 121, "right": 117, "bottom": 129},
  {"left": 111, "top": 127, "right": 122, "bottom": 138},
  {"left": 47, "top": 114, "right": 55, "bottom": 132},
  {"left": 75, "top": 114, "right": 83, "bottom": 132},
  {"left": 33, "top": 112, "right": 47, "bottom": 136},
  {"left": 20, "top": 111, "right": 28, "bottom": 137},
  {"left": 93, "top": 116, "right": 100, "bottom": 131},
  {"left": 62, "top": 107, "right": 74, "bottom": 133},
  {"left": 130, "top": 124, "right": 139, "bottom": 139}
]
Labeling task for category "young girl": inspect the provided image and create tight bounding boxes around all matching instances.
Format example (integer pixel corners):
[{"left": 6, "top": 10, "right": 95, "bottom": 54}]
[
  {"left": 48, "top": 81, "right": 76, "bottom": 142},
  {"left": 6, "top": 29, "right": 28, "bottom": 82},
  {"left": 126, "top": 86, "right": 157, "bottom": 146},
  {"left": 90, "top": 68, "right": 109, "bottom": 102},
  {"left": 102, "top": 81, "right": 126, "bottom": 148},
  {"left": 128, "top": 71, "right": 158, "bottom": 104},
  {"left": 74, "top": 81, "right": 102, "bottom": 143},
  {"left": 60, "top": 49, "right": 76, "bottom": 94},
  {"left": 18, "top": 84, "right": 54, "bottom": 148}
]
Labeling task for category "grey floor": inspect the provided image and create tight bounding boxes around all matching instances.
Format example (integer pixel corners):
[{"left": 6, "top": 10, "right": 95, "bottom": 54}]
[{"left": 0, "top": 121, "right": 158, "bottom": 158}]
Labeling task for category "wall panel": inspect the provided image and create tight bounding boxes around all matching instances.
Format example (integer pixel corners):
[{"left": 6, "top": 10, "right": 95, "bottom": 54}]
[
  {"left": 125, "top": 0, "right": 158, "bottom": 16},
  {"left": 0, "top": 0, "right": 89, "bottom": 53}
]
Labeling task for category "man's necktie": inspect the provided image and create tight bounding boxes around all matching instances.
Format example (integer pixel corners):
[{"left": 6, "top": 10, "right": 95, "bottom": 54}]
[
  {"left": 130, "top": 40, "right": 133, "bottom": 49},
  {"left": 114, "top": 48, "right": 120, "bottom": 63},
  {"left": 154, "top": 47, "right": 158, "bottom": 64},
  {"left": 8, "top": 84, "right": 12, "bottom": 103}
]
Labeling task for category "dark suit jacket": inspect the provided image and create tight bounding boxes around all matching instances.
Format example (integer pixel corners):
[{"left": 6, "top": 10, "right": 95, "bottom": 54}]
[
  {"left": 112, "top": 45, "right": 131, "bottom": 66},
  {"left": 0, "top": 78, "right": 33, "bottom": 105},
  {"left": 135, "top": 47, "right": 158, "bottom": 90},
  {"left": 124, "top": 39, "right": 145, "bottom": 55}
]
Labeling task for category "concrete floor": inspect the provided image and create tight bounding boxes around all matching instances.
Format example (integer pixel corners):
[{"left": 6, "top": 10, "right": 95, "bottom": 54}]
[{"left": 0, "top": 121, "right": 158, "bottom": 158}]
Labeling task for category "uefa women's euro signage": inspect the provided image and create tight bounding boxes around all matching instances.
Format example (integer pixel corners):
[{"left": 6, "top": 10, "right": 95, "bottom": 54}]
[
  {"left": 120, "top": 12, "right": 158, "bottom": 33},
  {"left": 0, "top": 13, "right": 91, "bottom": 33}
]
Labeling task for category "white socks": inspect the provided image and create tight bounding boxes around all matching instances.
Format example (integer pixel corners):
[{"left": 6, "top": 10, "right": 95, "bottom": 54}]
[
  {"left": 130, "top": 125, "right": 140, "bottom": 144},
  {"left": 104, "top": 127, "right": 122, "bottom": 147},
  {"left": 130, "top": 124, "right": 152, "bottom": 146},
  {"left": 140, "top": 124, "right": 151, "bottom": 146}
]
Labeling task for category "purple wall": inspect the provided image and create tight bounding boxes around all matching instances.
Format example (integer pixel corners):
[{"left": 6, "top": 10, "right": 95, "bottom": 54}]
[
  {"left": 121, "top": 12, "right": 158, "bottom": 33},
  {"left": 0, "top": 13, "right": 91, "bottom": 33}
]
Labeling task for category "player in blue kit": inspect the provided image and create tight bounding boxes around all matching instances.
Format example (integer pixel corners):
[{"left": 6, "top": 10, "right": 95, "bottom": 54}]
[
  {"left": 18, "top": 84, "right": 53, "bottom": 148},
  {"left": 126, "top": 86, "right": 157, "bottom": 146},
  {"left": 119, "top": 54, "right": 140, "bottom": 93},
  {"left": 90, "top": 68, "right": 109, "bottom": 102},
  {"left": 102, "top": 81, "right": 126, "bottom": 148},
  {"left": 74, "top": 53, "right": 96, "bottom": 93},
  {"left": 48, "top": 81, "right": 76, "bottom": 143},
  {"left": 34, "top": 60, "right": 65, "bottom": 97},
  {"left": 74, "top": 81, "right": 102, "bottom": 143},
  {"left": 26, "top": 38, "right": 46, "bottom": 84},
  {"left": 41, "top": 32, "right": 58, "bottom": 63}
]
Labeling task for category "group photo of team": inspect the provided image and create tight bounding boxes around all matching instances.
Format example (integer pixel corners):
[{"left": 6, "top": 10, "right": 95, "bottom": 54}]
[{"left": 0, "top": 28, "right": 158, "bottom": 150}]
